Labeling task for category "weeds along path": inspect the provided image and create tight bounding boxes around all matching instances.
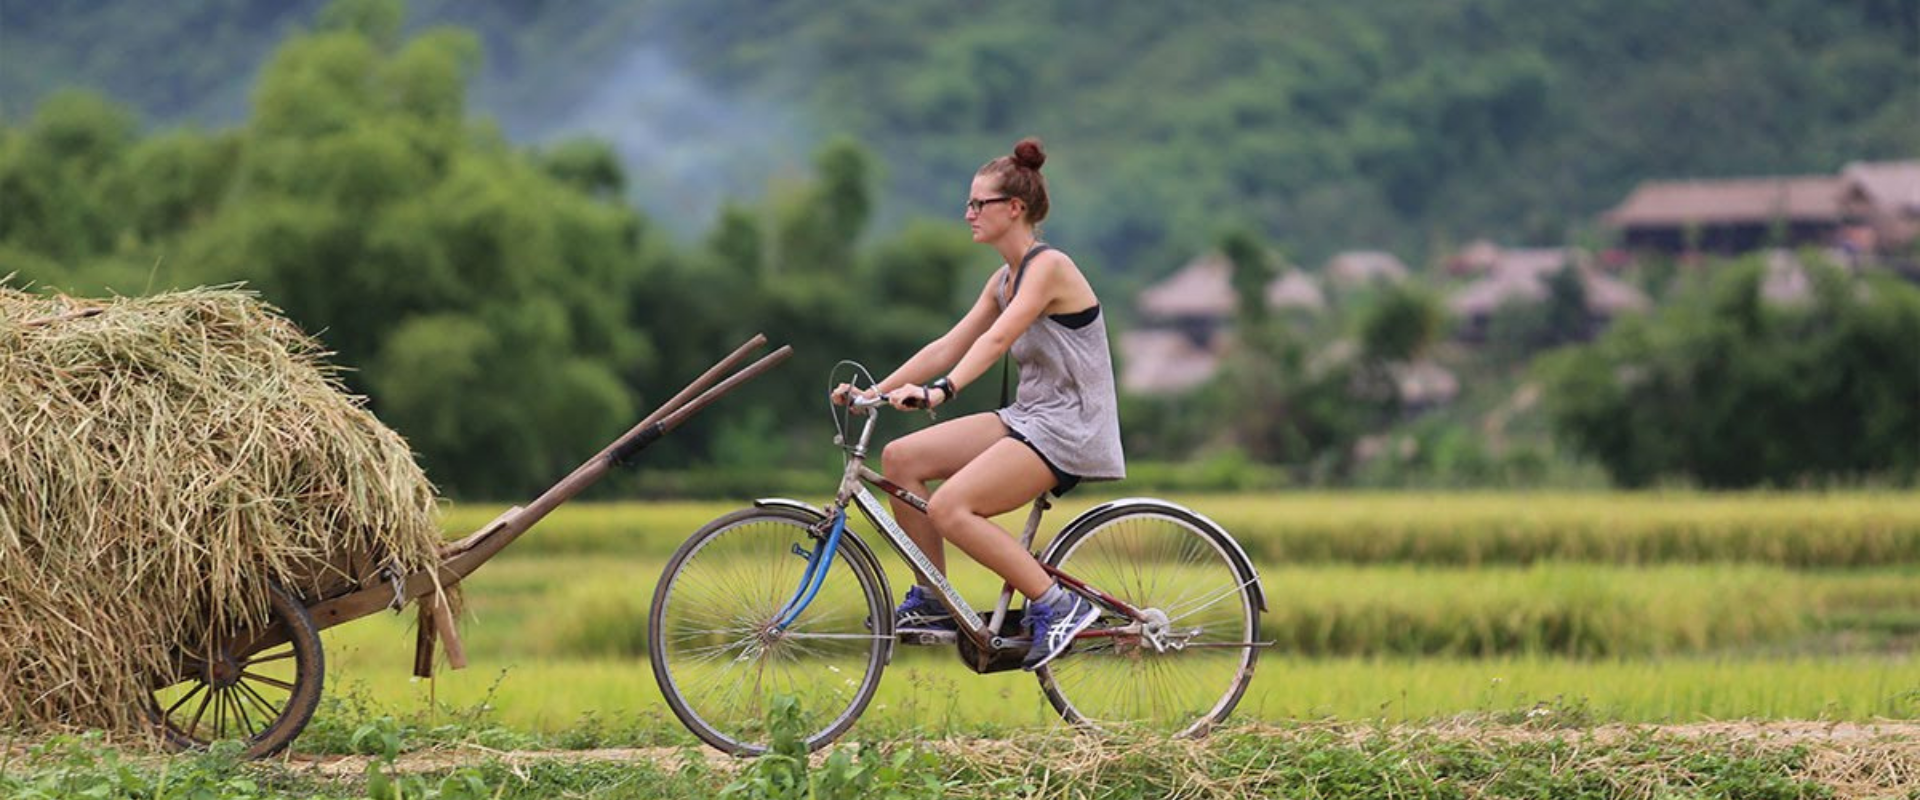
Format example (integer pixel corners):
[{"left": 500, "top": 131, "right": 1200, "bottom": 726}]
[
  {"left": 297, "top": 721, "right": 1920, "bottom": 792},
  {"left": 303, "top": 744, "right": 729, "bottom": 777}
]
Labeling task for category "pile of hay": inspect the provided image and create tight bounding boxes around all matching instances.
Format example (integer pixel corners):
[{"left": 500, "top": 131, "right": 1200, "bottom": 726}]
[{"left": 0, "top": 286, "right": 442, "bottom": 735}]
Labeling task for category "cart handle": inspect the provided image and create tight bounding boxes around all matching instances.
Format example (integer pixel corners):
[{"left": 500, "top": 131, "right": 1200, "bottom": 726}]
[
  {"left": 305, "top": 336, "right": 791, "bottom": 633},
  {"left": 507, "top": 335, "right": 793, "bottom": 545},
  {"left": 613, "top": 344, "right": 794, "bottom": 464}
]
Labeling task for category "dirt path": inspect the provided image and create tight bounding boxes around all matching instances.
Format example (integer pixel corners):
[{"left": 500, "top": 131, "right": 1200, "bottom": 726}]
[{"left": 294, "top": 721, "right": 1920, "bottom": 778}]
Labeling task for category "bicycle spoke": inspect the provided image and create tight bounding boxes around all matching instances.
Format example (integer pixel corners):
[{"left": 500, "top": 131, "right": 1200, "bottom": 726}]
[
  {"left": 776, "top": 632, "right": 894, "bottom": 642},
  {"left": 1040, "top": 507, "right": 1258, "bottom": 738},
  {"left": 653, "top": 511, "right": 888, "bottom": 754},
  {"left": 1163, "top": 577, "right": 1259, "bottom": 623}
]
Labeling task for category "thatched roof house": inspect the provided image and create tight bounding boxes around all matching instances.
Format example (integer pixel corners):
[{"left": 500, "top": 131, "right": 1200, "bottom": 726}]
[
  {"left": 1447, "top": 246, "right": 1649, "bottom": 339},
  {"left": 1136, "top": 253, "right": 1328, "bottom": 321},
  {"left": 1324, "top": 250, "right": 1409, "bottom": 289},
  {"left": 1124, "top": 252, "right": 1328, "bottom": 395},
  {"left": 1840, "top": 160, "right": 1920, "bottom": 254},
  {"left": 1117, "top": 328, "right": 1222, "bottom": 395},
  {"left": 1446, "top": 239, "right": 1505, "bottom": 276},
  {"left": 1137, "top": 253, "right": 1236, "bottom": 321},
  {"left": 1265, "top": 269, "right": 1327, "bottom": 312},
  {"left": 1603, "top": 175, "right": 1847, "bottom": 254}
]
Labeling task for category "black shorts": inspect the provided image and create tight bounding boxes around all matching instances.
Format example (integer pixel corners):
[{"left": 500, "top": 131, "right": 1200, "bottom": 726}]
[{"left": 1007, "top": 429, "right": 1082, "bottom": 497}]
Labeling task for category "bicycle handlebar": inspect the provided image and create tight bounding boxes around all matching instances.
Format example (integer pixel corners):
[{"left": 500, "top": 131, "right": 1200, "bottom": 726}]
[{"left": 847, "top": 392, "right": 926, "bottom": 410}]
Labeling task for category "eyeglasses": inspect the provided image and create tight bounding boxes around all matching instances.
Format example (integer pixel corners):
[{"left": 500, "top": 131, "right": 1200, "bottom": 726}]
[{"left": 966, "top": 196, "right": 1013, "bottom": 214}]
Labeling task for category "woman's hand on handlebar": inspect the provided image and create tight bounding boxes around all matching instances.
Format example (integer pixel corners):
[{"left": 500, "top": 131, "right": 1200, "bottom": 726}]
[
  {"left": 830, "top": 382, "right": 943, "bottom": 413},
  {"left": 831, "top": 382, "right": 883, "bottom": 413},
  {"left": 886, "top": 383, "right": 944, "bottom": 412}
]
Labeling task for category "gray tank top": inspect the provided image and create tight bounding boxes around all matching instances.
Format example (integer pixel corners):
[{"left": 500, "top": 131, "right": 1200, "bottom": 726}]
[{"left": 992, "top": 246, "right": 1126, "bottom": 481}]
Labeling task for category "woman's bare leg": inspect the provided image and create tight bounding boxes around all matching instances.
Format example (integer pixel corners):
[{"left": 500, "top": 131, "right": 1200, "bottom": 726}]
[
  {"left": 879, "top": 413, "right": 1009, "bottom": 578},
  {"left": 926, "top": 439, "right": 1058, "bottom": 599}
]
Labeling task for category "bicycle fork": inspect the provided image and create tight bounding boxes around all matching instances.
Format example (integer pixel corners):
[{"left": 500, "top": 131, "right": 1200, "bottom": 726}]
[{"left": 770, "top": 508, "right": 848, "bottom": 631}]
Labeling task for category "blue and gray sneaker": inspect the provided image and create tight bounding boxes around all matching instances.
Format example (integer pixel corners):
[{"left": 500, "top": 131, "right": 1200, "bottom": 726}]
[
  {"left": 1021, "top": 591, "right": 1101, "bottom": 671},
  {"left": 893, "top": 585, "right": 956, "bottom": 633}
]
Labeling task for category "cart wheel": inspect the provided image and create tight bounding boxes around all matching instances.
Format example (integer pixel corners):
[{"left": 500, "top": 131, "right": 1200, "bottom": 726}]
[{"left": 149, "top": 580, "right": 325, "bottom": 759}]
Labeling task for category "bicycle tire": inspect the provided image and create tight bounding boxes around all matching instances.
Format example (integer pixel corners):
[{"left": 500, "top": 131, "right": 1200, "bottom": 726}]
[
  {"left": 649, "top": 507, "right": 891, "bottom": 755},
  {"left": 1036, "top": 502, "right": 1261, "bottom": 738}
]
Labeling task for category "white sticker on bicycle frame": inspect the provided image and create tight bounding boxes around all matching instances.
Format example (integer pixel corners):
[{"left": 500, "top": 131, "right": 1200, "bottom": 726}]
[{"left": 851, "top": 486, "right": 985, "bottom": 631}]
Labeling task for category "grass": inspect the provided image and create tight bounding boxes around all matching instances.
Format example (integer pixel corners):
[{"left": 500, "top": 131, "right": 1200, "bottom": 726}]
[
  {"left": 292, "top": 496, "right": 1920, "bottom": 747},
  {"left": 339, "top": 552, "right": 1919, "bottom": 661},
  {"left": 15, "top": 494, "right": 1907, "bottom": 797},
  {"left": 318, "top": 635, "right": 1917, "bottom": 741},
  {"left": 7, "top": 719, "right": 1916, "bottom": 798},
  {"left": 443, "top": 491, "right": 1920, "bottom": 566}
]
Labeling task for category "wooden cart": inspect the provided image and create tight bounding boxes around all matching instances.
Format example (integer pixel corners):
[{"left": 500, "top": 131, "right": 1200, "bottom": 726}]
[{"left": 145, "top": 336, "right": 791, "bottom": 758}]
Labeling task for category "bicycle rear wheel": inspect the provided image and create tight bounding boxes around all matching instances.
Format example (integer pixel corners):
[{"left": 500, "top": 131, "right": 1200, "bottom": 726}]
[
  {"left": 1037, "top": 504, "right": 1261, "bottom": 737},
  {"left": 649, "top": 507, "right": 890, "bottom": 755}
]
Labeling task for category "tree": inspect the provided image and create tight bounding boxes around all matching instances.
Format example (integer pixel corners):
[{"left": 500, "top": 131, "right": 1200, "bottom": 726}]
[
  {"left": 1358, "top": 283, "right": 1447, "bottom": 365},
  {"left": 1, "top": 0, "right": 657, "bottom": 497},
  {"left": 1220, "top": 227, "right": 1279, "bottom": 329},
  {"left": 1539, "top": 256, "right": 1920, "bottom": 487},
  {"left": 0, "top": 90, "right": 137, "bottom": 263}
]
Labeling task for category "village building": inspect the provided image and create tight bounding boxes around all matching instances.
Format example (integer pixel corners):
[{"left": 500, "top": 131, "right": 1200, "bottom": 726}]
[
  {"left": 1602, "top": 175, "right": 1846, "bottom": 255},
  {"left": 1839, "top": 160, "right": 1920, "bottom": 259},
  {"left": 1324, "top": 250, "right": 1410, "bottom": 290},
  {"left": 1115, "top": 328, "right": 1223, "bottom": 395},
  {"left": 1132, "top": 252, "right": 1237, "bottom": 352},
  {"left": 1444, "top": 239, "right": 1505, "bottom": 276},
  {"left": 1120, "top": 252, "right": 1329, "bottom": 395},
  {"left": 1120, "top": 251, "right": 1452, "bottom": 405},
  {"left": 1446, "top": 245, "right": 1649, "bottom": 341},
  {"left": 1602, "top": 160, "right": 1920, "bottom": 263}
]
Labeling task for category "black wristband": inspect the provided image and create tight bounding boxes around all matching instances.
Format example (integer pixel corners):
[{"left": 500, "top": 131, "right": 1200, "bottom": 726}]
[{"left": 928, "top": 377, "right": 956, "bottom": 403}]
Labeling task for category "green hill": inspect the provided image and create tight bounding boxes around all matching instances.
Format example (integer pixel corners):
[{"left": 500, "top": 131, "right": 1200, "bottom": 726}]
[
  {"left": 4, "top": 0, "right": 1914, "bottom": 273},
  {"left": 3, "top": 0, "right": 1915, "bottom": 495}
]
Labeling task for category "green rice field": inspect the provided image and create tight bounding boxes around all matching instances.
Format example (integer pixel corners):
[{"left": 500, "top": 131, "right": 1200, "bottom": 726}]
[{"left": 314, "top": 493, "right": 1920, "bottom": 745}]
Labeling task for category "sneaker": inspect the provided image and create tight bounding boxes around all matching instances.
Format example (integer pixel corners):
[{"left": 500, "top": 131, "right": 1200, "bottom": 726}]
[
  {"left": 1021, "top": 591, "right": 1100, "bottom": 671},
  {"left": 893, "top": 585, "right": 956, "bottom": 633}
]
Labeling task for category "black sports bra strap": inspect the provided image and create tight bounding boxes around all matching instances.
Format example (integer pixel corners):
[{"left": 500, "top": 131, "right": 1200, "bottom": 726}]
[{"left": 1001, "top": 243, "right": 1054, "bottom": 306}]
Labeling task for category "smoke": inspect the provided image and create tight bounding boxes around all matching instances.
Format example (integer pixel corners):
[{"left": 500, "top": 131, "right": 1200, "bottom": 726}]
[{"left": 529, "top": 46, "right": 816, "bottom": 235}]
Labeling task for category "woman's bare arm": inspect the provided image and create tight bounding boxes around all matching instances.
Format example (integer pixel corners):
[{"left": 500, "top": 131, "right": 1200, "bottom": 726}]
[
  {"left": 938, "top": 253, "right": 1064, "bottom": 394},
  {"left": 874, "top": 268, "right": 1007, "bottom": 392}
]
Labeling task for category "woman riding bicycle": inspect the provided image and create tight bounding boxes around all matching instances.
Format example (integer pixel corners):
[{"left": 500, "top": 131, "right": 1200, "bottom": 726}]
[{"left": 831, "top": 137, "right": 1123, "bottom": 671}]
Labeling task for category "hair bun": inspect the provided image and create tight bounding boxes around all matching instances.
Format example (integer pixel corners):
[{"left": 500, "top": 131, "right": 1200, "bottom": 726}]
[{"left": 1012, "top": 137, "right": 1046, "bottom": 171}]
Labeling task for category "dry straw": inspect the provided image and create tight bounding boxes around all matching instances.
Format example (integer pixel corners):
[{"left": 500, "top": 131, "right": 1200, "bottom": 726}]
[{"left": 0, "top": 286, "right": 441, "bottom": 737}]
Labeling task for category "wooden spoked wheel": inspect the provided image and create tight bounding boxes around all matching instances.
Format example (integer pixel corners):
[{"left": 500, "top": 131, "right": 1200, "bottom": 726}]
[{"left": 149, "top": 580, "right": 325, "bottom": 759}]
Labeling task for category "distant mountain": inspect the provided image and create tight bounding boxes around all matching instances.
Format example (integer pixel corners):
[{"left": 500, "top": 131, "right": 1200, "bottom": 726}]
[{"left": 5, "top": 0, "right": 1914, "bottom": 275}]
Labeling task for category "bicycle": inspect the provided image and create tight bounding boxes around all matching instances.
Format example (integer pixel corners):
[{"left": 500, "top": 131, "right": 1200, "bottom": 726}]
[{"left": 647, "top": 365, "right": 1269, "bottom": 754}]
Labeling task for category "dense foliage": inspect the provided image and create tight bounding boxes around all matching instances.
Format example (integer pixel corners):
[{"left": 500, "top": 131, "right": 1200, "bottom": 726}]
[
  {"left": 4, "top": 0, "right": 1915, "bottom": 273},
  {"left": 0, "top": 1, "right": 978, "bottom": 496},
  {"left": 2, "top": 0, "right": 1915, "bottom": 496},
  {"left": 1539, "top": 259, "right": 1920, "bottom": 488},
  {"left": 1, "top": 721, "right": 1883, "bottom": 799}
]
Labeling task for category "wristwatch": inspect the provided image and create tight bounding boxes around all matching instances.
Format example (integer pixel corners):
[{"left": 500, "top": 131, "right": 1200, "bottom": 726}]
[{"left": 928, "top": 376, "right": 957, "bottom": 403}]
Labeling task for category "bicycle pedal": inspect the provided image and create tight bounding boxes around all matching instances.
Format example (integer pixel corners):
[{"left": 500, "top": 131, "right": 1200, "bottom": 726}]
[{"left": 897, "top": 629, "right": 957, "bottom": 646}]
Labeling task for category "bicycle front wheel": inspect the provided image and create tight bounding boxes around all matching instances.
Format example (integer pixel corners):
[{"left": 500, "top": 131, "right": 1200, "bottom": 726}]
[
  {"left": 1037, "top": 504, "right": 1261, "bottom": 738},
  {"left": 648, "top": 507, "right": 890, "bottom": 755}
]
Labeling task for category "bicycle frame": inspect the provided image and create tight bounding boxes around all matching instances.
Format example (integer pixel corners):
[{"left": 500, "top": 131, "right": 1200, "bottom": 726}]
[{"left": 772, "top": 398, "right": 1151, "bottom": 654}]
